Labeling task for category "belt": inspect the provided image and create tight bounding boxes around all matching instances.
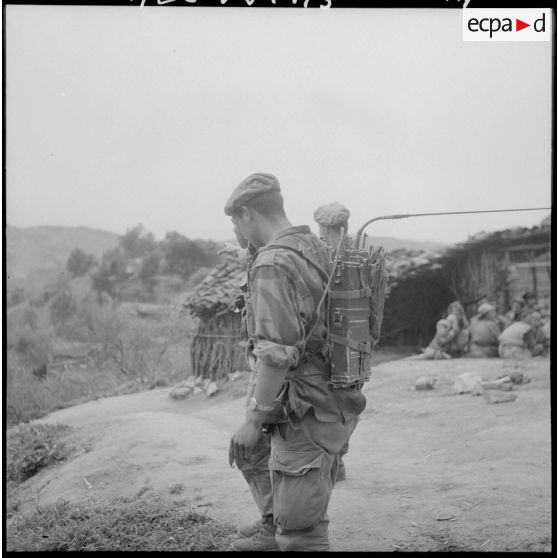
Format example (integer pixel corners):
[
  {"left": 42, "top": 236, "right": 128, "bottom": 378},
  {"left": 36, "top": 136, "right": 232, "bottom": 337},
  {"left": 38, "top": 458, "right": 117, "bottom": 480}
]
[{"left": 285, "top": 361, "right": 330, "bottom": 380}]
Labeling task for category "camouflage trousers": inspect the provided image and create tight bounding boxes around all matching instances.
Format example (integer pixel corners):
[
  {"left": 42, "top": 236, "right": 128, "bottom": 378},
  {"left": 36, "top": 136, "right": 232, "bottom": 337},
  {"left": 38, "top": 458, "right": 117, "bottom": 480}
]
[{"left": 237, "top": 374, "right": 357, "bottom": 551}]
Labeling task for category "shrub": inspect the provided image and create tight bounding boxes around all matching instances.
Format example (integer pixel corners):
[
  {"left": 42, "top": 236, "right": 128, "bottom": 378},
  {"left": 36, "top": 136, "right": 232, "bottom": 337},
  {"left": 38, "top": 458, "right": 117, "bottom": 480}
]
[
  {"left": 49, "top": 290, "right": 78, "bottom": 325},
  {"left": 5, "top": 358, "right": 127, "bottom": 427},
  {"left": 139, "top": 251, "right": 161, "bottom": 290},
  {"left": 91, "top": 248, "right": 128, "bottom": 298},
  {"left": 11, "top": 329, "right": 52, "bottom": 367},
  {"left": 67, "top": 249, "right": 96, "bottom": 278},
  {"left": 6, "top": 423, "right": 72, "bottom": 484}
]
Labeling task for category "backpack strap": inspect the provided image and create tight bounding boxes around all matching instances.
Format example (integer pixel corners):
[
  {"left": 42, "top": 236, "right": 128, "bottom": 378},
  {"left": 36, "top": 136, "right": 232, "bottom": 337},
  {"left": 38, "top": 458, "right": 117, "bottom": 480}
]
[
  {"left": 262, "top": 237, "right": 330, "bottom": 284},
  {"left": 329, "top": 334, "right": 372, "bottom": 354}
]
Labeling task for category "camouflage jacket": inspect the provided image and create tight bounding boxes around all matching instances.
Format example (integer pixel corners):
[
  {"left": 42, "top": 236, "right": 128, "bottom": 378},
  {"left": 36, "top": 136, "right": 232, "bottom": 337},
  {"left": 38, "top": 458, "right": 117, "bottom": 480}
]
[{"left": 245, "top": 225, "right": 366, "bottom": 423}]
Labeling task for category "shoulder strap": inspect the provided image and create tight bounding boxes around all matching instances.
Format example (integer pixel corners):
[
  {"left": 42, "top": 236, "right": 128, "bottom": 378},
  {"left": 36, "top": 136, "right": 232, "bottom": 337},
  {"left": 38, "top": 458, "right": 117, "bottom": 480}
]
[{"left": 262, "top": 236, "right": 330, "bottom": 284}]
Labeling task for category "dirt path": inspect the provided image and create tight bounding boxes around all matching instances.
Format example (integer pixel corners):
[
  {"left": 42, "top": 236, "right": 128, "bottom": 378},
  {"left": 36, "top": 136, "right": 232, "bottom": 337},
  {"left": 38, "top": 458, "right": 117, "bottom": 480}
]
[{"left": 12, "top": 357, "right": 552, "bottom": 552}]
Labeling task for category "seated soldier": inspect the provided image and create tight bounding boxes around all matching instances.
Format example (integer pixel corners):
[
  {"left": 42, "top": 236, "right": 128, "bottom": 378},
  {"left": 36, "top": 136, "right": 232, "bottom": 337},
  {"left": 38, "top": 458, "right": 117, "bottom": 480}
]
[
  {"left": 445, "top": 301, "right": 470, "bottom": 357},
  {"left": 519, "top": 291, "right": 542, "bottom": 321},
  {"left": 498, "top": 312, "right": 545, "bottom": 359},
  {"left": 468, "top": 303, "right": 501, "bottom": 358},
  {"left": 504, "top": 296, "right": 525, "bottom": 327},
  {"left": 410, "top": 319, "right": 453, "bottom": 360}
]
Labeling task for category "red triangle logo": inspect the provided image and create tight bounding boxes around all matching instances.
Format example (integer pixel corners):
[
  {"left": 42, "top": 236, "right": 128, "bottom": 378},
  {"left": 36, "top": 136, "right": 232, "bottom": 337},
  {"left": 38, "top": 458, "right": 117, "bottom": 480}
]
[{"left": 516, "top": 19, "right": 530, "bottom": 31}]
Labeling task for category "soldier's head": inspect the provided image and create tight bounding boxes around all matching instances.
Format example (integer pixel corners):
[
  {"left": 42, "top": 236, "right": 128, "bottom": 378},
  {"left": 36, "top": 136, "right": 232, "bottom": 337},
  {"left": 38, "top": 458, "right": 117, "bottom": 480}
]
[
  {"left": 224, "top": 173, "right": 290, "bottom": 248},
  {"left": 523, "top": 291, "right": 537, "bottom": 309},
  {"left": 447, "top": 301, "right": 465, "bottom": 317},
  {"left": 477, "top": 302, "right": 495, "bottom": 320},
  {"left": 313, "top": 202, "right": 350, "bottom": 249}
]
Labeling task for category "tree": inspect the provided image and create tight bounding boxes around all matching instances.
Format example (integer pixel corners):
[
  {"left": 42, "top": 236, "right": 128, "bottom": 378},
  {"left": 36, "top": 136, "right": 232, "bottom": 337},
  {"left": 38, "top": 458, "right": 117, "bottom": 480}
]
[
  {"left": 161, "top": 232, "right": 218, "bottom": 280},
  {"left": 67, "top": 249, "right": 96, "bottom": 278},
  {"left": 49, "top": 290, "right": 77, "bottom": 325},
  {"left": 120, "top": 224, "right": 156, "bottom": 259},
  {"left": 139, "top": 250, "right": 162, "bottom": 290},
  {"left": 91, "top": 248, "right": 128, "bottom": 298}
]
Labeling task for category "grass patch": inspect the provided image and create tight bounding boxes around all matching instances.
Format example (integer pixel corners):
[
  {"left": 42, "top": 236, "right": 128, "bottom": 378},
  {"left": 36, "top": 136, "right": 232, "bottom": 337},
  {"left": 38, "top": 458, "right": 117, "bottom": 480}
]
[
  {"left": 6, "top": 423, "right": 72, "bottom": 485},
  {"left": 6, "top": 496, "right": 235, "bottom": 551}
]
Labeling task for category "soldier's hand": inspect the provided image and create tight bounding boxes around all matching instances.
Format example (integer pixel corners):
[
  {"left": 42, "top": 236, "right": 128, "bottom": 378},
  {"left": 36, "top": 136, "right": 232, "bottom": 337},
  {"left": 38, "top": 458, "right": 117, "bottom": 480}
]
[{"left": 228, "top": 420, "right": 262, "bottom": 468}]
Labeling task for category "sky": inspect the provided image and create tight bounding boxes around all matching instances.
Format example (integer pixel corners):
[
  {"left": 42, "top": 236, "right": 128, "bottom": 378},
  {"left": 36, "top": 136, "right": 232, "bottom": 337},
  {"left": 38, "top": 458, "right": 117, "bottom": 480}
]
[{"left": 4, "top": 5, "right": 553, "bottom": 246}]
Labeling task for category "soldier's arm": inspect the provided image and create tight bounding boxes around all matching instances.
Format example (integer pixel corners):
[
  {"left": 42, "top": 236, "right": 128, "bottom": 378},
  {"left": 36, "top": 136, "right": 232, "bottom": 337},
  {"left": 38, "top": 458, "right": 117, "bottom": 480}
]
[
  {"left": 247, "top": 260, "right": 306, "bottom": 415},
  {"left": 245, "top": 361, "right": 290, "bottom": 427}
]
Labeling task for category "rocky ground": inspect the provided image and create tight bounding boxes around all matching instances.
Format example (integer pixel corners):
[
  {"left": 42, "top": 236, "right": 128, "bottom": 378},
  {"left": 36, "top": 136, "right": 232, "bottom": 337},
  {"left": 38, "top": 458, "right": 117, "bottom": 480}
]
[{"left": 8, "top": 356, "right": 552, "bottom": 552}]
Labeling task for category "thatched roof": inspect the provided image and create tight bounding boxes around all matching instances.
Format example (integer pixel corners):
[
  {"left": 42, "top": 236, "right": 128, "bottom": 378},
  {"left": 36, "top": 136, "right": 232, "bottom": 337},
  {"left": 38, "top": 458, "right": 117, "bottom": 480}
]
[
  {"left": 183, "top": 257, "right": 246, "bottom": 318},
  {"left": 384, "top": 249, "right": 443, "bottom": 288},
  {"left": 384, "top": 221, "right": 551, "bottom": 289},
  {"left": 183, "top": 219, "right": 551, "bottom": 320}
]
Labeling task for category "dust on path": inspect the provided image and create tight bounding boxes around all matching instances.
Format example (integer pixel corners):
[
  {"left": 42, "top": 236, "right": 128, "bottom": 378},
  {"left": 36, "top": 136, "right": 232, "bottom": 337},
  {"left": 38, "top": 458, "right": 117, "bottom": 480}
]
[{"left": 11, "top": 357, "right": 552, "bottom": 552}]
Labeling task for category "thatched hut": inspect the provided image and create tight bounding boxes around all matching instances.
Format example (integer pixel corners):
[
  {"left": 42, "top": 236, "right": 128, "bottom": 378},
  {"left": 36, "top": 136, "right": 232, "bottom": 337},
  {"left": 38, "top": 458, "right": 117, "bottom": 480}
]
[
  {"left": 183, "top": 257, "right": 248, "bottom": 381},
  {"left": 381, "top": 220, "right": 551, "bottom": 347},
  {"left": 184, "top": 218, "right": 550, "bottom": 368}
]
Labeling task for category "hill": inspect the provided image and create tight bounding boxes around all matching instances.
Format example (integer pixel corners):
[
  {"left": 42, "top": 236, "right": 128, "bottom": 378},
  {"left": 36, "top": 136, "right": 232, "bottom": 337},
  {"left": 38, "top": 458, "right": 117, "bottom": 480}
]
[
  {"left": 6, "top": 225, "right": 120, "bottom": 297},
  {"left": 6, "top": 224, "right": 445, "bottom": 304}
]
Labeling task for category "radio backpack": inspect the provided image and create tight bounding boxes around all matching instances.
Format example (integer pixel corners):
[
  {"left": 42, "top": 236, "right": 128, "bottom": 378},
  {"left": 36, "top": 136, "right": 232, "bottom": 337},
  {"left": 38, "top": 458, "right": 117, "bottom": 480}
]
[{"left": 264, "top": 231, "right": 388, "bottom": 388}]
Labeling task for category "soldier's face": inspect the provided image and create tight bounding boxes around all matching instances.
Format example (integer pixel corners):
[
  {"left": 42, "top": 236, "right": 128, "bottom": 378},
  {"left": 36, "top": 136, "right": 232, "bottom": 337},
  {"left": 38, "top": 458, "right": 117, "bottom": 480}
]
[{"left": 232, "top": 218, "right": 249, "bottom": 249}]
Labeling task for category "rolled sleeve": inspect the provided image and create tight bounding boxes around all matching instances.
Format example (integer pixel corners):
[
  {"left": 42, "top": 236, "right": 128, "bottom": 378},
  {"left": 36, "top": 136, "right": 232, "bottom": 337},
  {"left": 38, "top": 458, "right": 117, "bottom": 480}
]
[{"left": 252, "top": 340, "right": 300, "bottom": 369}]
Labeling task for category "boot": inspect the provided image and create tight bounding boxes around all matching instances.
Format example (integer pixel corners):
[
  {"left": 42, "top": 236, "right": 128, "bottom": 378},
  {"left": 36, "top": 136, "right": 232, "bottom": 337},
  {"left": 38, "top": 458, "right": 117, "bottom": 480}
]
[
  {"left": 230, "top": 520, "right": 278, "bottom": 552},
  {"left": 237, "top": 517, "right": 274, "bottom": 538}
]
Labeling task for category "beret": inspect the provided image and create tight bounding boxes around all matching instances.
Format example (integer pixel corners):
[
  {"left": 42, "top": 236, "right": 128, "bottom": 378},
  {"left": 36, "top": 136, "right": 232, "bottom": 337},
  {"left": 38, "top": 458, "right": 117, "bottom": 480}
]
[
  {"left": 477, "top": 302, "right": 494, "bottom": 317},
  {"left": 313, "top": 202, "right": 350, "bottom": 227},
  {"left": 224, "top": 173, "right": 281, "bottom": 216}
]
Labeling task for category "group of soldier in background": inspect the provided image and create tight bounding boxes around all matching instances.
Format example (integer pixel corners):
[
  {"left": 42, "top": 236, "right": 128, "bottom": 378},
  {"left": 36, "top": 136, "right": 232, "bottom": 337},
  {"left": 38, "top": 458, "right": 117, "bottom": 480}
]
[{"left": 416, "top": 291, "right": 550, "bottom": 361}]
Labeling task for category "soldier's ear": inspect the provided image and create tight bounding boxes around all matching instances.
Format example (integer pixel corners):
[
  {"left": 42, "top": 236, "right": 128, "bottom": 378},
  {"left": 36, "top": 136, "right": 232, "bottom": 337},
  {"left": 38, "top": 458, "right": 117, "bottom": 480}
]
[{"left": 237, "top": 206, "right": 251, "bottom": 221}]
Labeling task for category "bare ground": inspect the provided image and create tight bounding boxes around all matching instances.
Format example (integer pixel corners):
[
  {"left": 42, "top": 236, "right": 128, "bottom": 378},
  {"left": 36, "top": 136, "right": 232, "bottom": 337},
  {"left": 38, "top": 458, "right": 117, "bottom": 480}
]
[{"left": 8, "top": 356, "right": 552, "bottom": 552}]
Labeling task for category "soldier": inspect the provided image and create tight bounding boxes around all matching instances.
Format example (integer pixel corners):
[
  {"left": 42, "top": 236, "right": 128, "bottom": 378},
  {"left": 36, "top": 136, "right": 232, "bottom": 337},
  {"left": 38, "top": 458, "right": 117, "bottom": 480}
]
[
  {"left": 313, "top": 201, "right": 351, "bottom": 250},
  {"left": 445, "top": 301, "right": 470, "bottom": 356},
  {"left": 504, "top": 296, "right": 525, "bottom": 326},
  {"left": 519, "top": 291, "right": 542, "bottom": 321},
  {"left": 225, "top": 173, "right": 364, "bottom": 552},
  {"left": 313, "top": 201, "right": 353, "bottom": 483},
  {"left": 468, "top": 303, "right": 501, "bottom": 358},
  {"left": 409, "top": 318, "right": 453, "bottom": 360},
  {"left": 498, "top": 312, "right": 545, "bottom": 359}
]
